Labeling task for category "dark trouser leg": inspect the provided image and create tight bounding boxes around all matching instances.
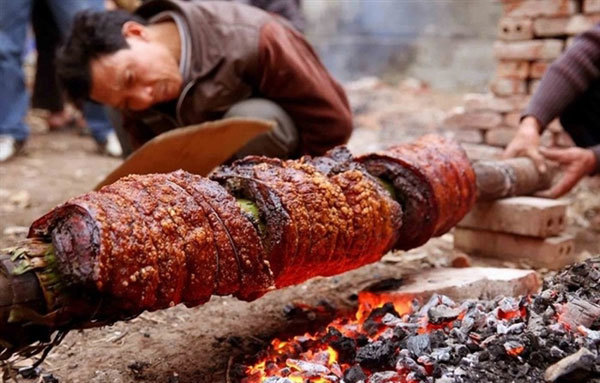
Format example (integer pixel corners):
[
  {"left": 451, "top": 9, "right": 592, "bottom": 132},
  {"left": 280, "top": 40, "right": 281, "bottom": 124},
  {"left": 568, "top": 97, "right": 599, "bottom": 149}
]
[
  {"left": 559, "top": 79, "right": 600, "bottom": 148},
  {"left": 31, "top": 0, "right": 64, "bottom": 113},
  {"left": 224, "top": 98, "right": 299, "bottom": 159},
  {"left": 47, "top": 0, "right": 115, "bottom": 144}
]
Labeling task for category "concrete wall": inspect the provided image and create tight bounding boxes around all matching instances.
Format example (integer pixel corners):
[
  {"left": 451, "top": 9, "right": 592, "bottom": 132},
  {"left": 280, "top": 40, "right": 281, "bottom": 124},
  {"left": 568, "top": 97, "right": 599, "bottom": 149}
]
[{"left": 302, "top": 0, "right": 502, "bottom": 91}]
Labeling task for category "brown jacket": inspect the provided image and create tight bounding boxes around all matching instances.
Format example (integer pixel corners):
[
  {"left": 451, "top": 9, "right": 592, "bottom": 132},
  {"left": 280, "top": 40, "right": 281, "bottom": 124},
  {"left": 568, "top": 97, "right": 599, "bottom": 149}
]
[{"left": 123, "top": 0, "right": 352, "bottom": 157}]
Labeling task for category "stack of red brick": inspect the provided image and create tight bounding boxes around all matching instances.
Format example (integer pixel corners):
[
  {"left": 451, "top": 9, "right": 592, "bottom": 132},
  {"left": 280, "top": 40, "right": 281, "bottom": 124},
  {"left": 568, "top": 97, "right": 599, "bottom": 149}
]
[
  {"left": 454, "top": 196, "right": 577, "bottom": 269},
  {"left": 443, "top": 0, "right": 599, "bottom": 153}
]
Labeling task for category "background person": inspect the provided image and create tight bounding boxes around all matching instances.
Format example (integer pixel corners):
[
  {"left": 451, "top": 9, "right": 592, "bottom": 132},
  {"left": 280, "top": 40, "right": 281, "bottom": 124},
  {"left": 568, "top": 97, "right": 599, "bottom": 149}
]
[
  {"left": 0, "top": 0, "right": 122, "bottom": 163},
  {"left": 503, "top": 24, "right": 600, "bottom": 198}
]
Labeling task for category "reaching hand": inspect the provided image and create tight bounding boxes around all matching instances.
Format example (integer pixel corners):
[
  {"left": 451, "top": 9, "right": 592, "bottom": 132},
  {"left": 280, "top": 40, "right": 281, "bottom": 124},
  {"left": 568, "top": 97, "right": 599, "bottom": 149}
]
[
  {"left": 503, "top": 116, "right": 547, "bottom": 173},
  {"left": 535, "top": 146, "right": 598, "bottom": 198}
]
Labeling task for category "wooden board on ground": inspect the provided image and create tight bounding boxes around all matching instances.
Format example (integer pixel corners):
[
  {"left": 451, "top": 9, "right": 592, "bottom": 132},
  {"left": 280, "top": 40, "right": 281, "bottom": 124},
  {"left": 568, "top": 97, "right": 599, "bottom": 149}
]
[{"left": 95, "top": 118, "right": 274, "bottom": 190}]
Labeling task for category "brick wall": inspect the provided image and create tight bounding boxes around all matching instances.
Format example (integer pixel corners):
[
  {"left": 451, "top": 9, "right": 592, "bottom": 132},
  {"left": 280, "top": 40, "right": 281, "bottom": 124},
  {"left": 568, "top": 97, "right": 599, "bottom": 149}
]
[{"left": 442, "top": 0, "right": 597, "bottom": 151}]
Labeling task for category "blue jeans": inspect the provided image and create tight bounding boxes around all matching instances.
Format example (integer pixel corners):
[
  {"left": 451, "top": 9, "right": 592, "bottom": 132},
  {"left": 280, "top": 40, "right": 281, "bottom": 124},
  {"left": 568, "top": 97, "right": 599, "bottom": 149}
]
[{"left": 0, "top": 0, "right": 113, "bottom": 143}]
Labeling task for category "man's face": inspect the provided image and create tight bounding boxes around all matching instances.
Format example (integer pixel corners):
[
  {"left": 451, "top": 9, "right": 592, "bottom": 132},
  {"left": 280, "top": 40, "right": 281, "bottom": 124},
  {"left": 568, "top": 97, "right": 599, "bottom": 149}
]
[{"left": 89, "top": 23, "right": 182, "bottom": 111}]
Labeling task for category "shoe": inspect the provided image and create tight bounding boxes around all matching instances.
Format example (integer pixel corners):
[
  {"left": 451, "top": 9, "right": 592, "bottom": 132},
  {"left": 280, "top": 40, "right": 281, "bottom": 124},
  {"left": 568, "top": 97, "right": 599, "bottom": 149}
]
[
  {"left": 46, "top": 110, "right": 77, "bottom": 132},
  {"left": 0, "top": 135, "right": 24, "bottom": 162},
  {"left": 99, "top": 131, "right": 123, "bottom": 158}
]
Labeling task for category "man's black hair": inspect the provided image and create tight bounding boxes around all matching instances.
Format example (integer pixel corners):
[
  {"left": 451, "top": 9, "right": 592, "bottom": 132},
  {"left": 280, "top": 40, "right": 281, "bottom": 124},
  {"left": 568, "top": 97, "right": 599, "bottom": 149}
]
[{"left": 57, "top": 10, "right": 147, "bottom": 103}]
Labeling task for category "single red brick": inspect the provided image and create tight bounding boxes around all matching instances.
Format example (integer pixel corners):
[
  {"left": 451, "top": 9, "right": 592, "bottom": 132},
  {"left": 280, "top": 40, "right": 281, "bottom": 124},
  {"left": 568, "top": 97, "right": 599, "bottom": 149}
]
[
  {"left": 583, "top": 0, "right": 600, "bottom": 13},
  {"left": 490, "top": 77, "right": 527, "bottom": 96},
  {"left": 458, "top": 197, "right": 569, "bottom": 237},
  {"left": 464, "top": 93, "right": 515, "bottom": 113},
  {"left": 504, "top": 111, "right": 522, "bottom": 127},
  {"left": 454, "top": 228, "right": 576, "bottom": 270},
  {"left": 485, "top": 126, "right": 518, "bottom": 147},
  {"left": 534, "top": 14, "right": 600, "bottom": 37},
  {"left": 443, "top": 109, "right": 503, "bottom": 129},
  {"left": 566, "top": 14, "right": 600, "bottom": 35},
  {"left": 498, "top": 17, "right": 534, "bottom": 40},
  {"left": 496, "top": 60, "right": 530, "bottom": 79},
  {"left": 494, "top": 40, "right": 564, "bottom": 60},
  {"left": 504, "top": 0, "right": 576, "bottom": 17}
]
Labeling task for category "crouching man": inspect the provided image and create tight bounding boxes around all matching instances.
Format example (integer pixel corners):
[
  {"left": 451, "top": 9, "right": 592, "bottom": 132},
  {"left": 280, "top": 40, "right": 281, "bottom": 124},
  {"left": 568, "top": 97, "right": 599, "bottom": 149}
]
[{"left": 57, "top": 0, "right": 352, "bottom": 159}]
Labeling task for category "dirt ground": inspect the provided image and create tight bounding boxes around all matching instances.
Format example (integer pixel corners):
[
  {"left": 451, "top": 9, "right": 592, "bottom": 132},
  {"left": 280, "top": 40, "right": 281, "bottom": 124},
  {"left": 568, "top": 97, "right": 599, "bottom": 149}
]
[{"left": 1, "top": 83, "right": 598, "bottom": 383}]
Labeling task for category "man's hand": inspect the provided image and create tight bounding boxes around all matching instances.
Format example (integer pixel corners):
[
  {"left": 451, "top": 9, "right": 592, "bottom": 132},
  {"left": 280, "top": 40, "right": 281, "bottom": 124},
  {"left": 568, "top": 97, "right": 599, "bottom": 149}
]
[
  {"left": 535, "top": 146, "right": 597, "bottom": 198},
  {"left": 503, "top": 116, "right": 547, "bottom": 173}
]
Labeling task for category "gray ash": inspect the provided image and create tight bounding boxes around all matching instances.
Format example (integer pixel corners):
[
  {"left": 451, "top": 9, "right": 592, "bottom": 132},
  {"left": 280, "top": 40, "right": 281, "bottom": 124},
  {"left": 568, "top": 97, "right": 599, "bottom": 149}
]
[{"left": 241, "top": 258, "right": 600, "bottom": 383}]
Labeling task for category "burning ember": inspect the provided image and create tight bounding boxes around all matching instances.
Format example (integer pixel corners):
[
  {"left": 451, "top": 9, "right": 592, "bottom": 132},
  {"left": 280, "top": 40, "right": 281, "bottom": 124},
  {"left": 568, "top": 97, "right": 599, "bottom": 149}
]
[{"left": 239, "top": 258, "right": 600, "bottom": 383}]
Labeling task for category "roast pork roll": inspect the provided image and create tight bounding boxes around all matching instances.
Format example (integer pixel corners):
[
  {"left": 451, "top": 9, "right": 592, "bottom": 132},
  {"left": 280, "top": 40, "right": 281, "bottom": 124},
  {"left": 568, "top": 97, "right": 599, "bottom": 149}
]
[
  {"left": 388, "top": 134, "right": 476, "bottom": 236},
  {"left": 26, "top": 135, "right": 474, "bottom": 314},
  {"left": 216, "top": 157, "right": 310, "bottom": 288},
  {"left": 99, "top": 181, "right": 163, "bottom": 308},
  {"left": 29, "top": 193, "right": 110, "bottom": 289},
  {"left": 111, "top": 176, "right": 189, "bottom": 308},
  {"left": 358, "top": 134, "right": 476, "bottom": 249},
  {"left": 307, "top": 147, "right": 402, "bottom": 271},
  {"left": 439, "top": 137, "right": 477, "bottom": 221},
  {"left": 210, "top": 159, "right": 298, "bottom": 287},
  {"left": 107, "top": 174, "right": 223, "bottom": 306},
  {"left": 98, "top": 192, "right": 161, "bottom": 309},
  {"left": 388, "top": 142, "right": 460, "bottom": 237},
  {"left": 185, "top": 178, "right": 243, "bottom": 297},
  {"left": 357, "top": 151, "right": 437, "bottom": 250},
  {"left": 283, "top": 160, "right": 348, "bottom": 280},
  {"left": 186, "top": 174, "right": 273, "bottom": 301},
  {"left": 165, "top": 172, "right": 221, "bottom": 305}
]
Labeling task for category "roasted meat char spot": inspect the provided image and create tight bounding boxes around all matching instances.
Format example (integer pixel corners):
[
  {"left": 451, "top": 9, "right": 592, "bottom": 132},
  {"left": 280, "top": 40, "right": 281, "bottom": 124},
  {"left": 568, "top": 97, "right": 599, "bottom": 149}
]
[
  {"left": 91, "top": 191, "right": 158, "bottom": 310},
  {"left": 118, "top": 175, "right": 189, "bottom": 308},
  {"left": 396, "top": 141, "right": 462, "bottom": 236},
  {"left": 357, "top": 152, "right": 436, "bottom": 250},
  {"left": 29, "top": 193, "right": 113, "bottom": 290},
  {"left": 194, "top": 175, "right": 273, "bottom": 300},
  {"left": 211, "top": 161, "right": 296, "bottom": 288},
  {"left": 47, "top": 206, "right": 100, "bottom": 287},
  {"left": 284, "top": 161, "right": 345, "bottom": 279},
  {"left": 98, "top": 182, "right": 161, "bottom": 309},
  {"left": 220, "top": 157, "right": 307, "bottom": 289},
  {"left": 185, "top": 177, "right": 243, "bottom": 297},
  {"left": 166, "top": 171, "right": 221, "bottom": 306}
]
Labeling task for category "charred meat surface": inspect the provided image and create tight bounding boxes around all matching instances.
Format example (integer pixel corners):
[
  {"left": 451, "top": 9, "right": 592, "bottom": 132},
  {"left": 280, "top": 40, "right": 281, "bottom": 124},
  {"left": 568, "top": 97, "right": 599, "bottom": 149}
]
[{"left": 26, "top": 135, "right": 475, "bottom": 314}]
